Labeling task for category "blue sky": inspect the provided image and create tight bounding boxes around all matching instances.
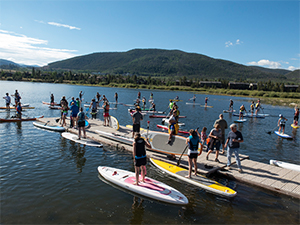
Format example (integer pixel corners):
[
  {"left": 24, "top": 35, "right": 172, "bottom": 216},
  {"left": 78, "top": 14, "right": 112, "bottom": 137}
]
[{"left": 0, "top": 0, "right": 299, "bottom": 71}]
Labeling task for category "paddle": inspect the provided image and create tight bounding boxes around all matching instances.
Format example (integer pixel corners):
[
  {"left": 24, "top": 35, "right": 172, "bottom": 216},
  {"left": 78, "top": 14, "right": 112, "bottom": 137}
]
[
  {"left": 267, "top": 126, "right": 278, "bottom": 134},
  {"left": 176, "top": 145, "right": 188, "bottom": 166},
  {"left": 146, "top": 121, "right": 150, "bottom": 138}
]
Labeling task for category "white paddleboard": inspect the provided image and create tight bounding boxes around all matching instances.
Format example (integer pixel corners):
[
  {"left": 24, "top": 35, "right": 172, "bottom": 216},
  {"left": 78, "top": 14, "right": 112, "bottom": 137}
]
[
  {"left": 33, "top": 121, "right": 65, "bottom": 132},
  {"left": 274, "top": 131, "right": 293, "bottom": 139},
  {"left": 98, "top": 166, "right": 188, "bottom": 205},
  {"left": 142, "top": 131, "right": 202, "bottom": 155},
  {"left": 270, "top": 160, "right": 300, "bottom": 172},
  {"left": 223, "top": 110, "right": 236, "bottom": 113},
  {"left": 162, "top": 118, "right": 185, "bottom": 126},
  {"left": 186, "top": 102, "right": 201, "bottom": 106},
  {"left": 109, "top": 116, "right": 119, "bottom": 130},
  {"left": 61, "top": 132, "right": 103, "bottom": 147},
  {"left": 96, "top": 130, "right": 134, "bottom": 145},
  {"left": 234, "top": 119, "right": 247, "bottom": 123}
]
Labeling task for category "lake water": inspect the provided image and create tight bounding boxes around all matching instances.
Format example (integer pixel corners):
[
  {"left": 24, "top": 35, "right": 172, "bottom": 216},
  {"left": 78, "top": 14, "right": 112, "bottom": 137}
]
[{"left": 0, "top": 81, "right": 299, "bottom": 224}]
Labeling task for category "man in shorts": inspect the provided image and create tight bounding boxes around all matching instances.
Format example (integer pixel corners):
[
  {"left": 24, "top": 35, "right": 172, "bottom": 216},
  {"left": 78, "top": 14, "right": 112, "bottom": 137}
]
[
  {"left": 3, "top": 93, "right": 11, "bottom": 110},
  {"left": 132, "top": 107, "right": 143, "bottom": 138}
]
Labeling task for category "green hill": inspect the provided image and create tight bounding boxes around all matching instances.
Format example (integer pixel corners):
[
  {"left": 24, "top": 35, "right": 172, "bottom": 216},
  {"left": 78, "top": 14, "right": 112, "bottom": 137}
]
[{"left": 46, "top": 49, "right": 294, "bottom": 82}]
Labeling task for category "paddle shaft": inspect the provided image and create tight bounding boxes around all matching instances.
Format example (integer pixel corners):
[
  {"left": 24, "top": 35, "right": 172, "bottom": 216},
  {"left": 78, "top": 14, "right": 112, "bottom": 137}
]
[
  {"left": 176, "top": 145, "right": 188, "bottom": 166},
  {"left": 267, "top": 126, "right": 278, "bottom": 134}
]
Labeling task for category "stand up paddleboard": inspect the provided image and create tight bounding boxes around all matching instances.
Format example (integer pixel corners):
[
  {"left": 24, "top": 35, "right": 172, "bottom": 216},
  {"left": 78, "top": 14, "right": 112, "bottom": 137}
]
[
  {"left": 162, "top": 118, "right": 185, "bottom": 126},
  {"left": 150, "top": 158, "right": 237, "bottom": 198},
  {"left": 126, "top": 125, "right": 146, "bottom": 132},
  {"left": 234, "top": 119, "right": 247, "bottom": 123},
  {"left": 291, "top": 124, "right": 300, "bottom": 129},
  {"left": 33, "top": 121, "right": 65, "bottom": 132},
  {"left": 223, "top": 110, "right": 236, "bottom": 113},
  {"left": 186, "top": 102, "right": 201, "bottom": 106},
  {"left": 156, "top": 124, "right": 189, "bottom": 135},
  {"left": 0, "top": 106, "right": 35, "bottom": 110},
  {"left": 149, "top": 115, "right": 186, "bottom": 118},
  {"left": 141, "top": 131, "right": 202, "bottom": 155},
  {"left": 200, "top": 105, "right": 213, "bottom": 108},
  {"left": 96, "top": 130, "right": 134, "bottom": 145},
  {"left": 274, "top": 131, "right": 293, "bottom": 139},
  {"left": 109, "top": 116, "right": 119, "bottom": 130},
  {"left": 98, "top": 166, "right": 188, "bottom": 205},
  {"left": 233, "top": 113, "right": 267, "bottom": 118},
  {"left": 270, "top": 160, "right": 300, "bottom": 172},
  {"left": 61, "top": 132, "right": 103, "bottom": 147},
  {"left": 0, "top": 115, "right": 44, "bottom": 123}
]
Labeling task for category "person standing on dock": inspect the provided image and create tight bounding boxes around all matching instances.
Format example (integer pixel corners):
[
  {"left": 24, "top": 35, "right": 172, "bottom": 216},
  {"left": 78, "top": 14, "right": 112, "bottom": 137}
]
[
  {"left": 185, "top": 129, "right": 202, "bottom": 178},
  {"left": 206, "top": 124, "right": 222, "bottom": 163},
  {"left": 3, "top": 93, "right": 11, "bottom": 110},
  {"left": 70, "top": 101, "right": 79, "bottom": 128},
  {"left": 133, "top": 133, "right": 151, "bottom": 185},
  {"left": 132, "top": 107, "right": 143, "bottom": 138},
  {"left": 224, "top": 123, "right": 243, "bottom": 173},
  {"left": 89, "top": 98, "right": 98, "bottom": 119},
  {"left": 213, "top": 114, "right": 228, "bottom": 154},
  {"left": 103, "top": 101, "right": 110, "bottom": 126},
  {"left": 77, "top": 107, "right": 87, "bottom": 139}
]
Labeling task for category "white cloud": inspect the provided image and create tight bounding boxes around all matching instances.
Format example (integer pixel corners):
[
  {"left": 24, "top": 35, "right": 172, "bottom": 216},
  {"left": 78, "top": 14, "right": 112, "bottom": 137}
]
[
  {"left": 288, "top": 66, "right": 299, "bottom": 71},
  {"left": 225, "top": 41, "right": 233, "bottom": 47},
  {"left": 48, "top": 22, "right": 81, "bottom": 30},
  {"left": 0, "top": 29, "right": 77, "bottom": 66},
  {"left": 247, "top": 59, "right": 282, "bottom": 69},
  {"left": 225, "top": 39, "right": 242, "bottom": 47}
]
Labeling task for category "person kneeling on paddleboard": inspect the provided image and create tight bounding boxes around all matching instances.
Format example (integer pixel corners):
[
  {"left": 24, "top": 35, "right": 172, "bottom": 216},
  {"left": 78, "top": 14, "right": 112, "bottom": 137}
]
[
  {"left": 278, "top": 114, "right": 288, "bottom": 134},
  {"left": 186, "top": 129, "right": 202, "bottom": 178},
  {"left": 133, "top": 133, "right": 151, "bottom": 185}
]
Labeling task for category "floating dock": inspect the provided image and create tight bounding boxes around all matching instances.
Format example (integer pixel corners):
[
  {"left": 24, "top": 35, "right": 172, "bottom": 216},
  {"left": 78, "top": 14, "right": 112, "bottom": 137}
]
[{"left": 36, "top": 117, "right": 300, "bottom": 199}]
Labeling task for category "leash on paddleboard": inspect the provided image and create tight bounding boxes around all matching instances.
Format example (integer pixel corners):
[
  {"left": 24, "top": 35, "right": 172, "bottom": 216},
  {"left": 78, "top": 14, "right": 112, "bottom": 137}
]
[{"left": 176, "top": 145, "right": 188, "bottom": 166}]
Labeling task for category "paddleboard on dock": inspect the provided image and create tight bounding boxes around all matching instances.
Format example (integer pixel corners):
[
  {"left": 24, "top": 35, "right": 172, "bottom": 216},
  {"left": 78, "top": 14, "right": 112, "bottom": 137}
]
[
  {"left": 96, "top": 130, "right": 134, "bottom": 145},
  {"left": 109, "top": 116, "right": 119, "bottom": 130},
  {"left": 61, "top": 132, "right": 103, "bottom": 147},
  {"left": 150, "top": 158, "right": 237, "bottom": 198},
  {"left": 141, "top": 131, "right": 202, "bottom": 155},
  {"left": 98, "top": 166, "right": 188, "bottom": 205},
  {"left": 270, "top": 159, "right": 300, "bottom": 172},
  {"left": 274, "top": 131, "right": 293, "bottom": 139}
]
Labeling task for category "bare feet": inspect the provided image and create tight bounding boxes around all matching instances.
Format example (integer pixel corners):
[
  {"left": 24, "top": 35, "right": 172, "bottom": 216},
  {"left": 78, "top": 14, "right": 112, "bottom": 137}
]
[{"left": 185, "top": 175, "right": 191, "bottom": 178}]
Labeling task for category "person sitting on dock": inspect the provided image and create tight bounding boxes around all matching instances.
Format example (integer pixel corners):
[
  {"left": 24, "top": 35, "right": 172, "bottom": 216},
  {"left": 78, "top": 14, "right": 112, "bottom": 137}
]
[
  {"left": 185, "top": 129, "right": 202, "bottom": 178},
  {"left": 132, "top": 107, "right": 143, "bottom": 138},
  {"left": 278, "top": 114, "right": 288, "bottom": 134},
  {"left": 133, "top": 133, "right": 151, "bottom": 185},
  {"left": 224, "top": 123, "right": 243, "bottom": 173}
]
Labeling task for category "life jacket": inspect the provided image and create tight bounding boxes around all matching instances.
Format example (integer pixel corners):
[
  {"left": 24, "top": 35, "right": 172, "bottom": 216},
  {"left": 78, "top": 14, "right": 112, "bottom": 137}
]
[
  {"left": 135, "top": 138, "right": 146, "bottom": 159},
  {"left": 188, "top": 135, "right": 199, "bottom": 154}
]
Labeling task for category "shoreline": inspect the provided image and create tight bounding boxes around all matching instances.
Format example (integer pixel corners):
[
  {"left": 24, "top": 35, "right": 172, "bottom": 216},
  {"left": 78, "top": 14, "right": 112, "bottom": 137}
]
[{"left": 1, "top": 79, "right": 299, "bottom": 107}]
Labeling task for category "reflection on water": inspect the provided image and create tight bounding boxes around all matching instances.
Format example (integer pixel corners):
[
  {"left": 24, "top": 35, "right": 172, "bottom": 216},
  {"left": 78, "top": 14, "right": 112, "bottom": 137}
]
[{"left": 130, "top": 196, "right": 144, "bottom": 225}]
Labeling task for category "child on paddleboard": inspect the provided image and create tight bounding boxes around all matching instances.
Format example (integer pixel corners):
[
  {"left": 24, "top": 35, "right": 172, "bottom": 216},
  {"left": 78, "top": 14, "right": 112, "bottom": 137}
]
[{"left": 278, "top": 114, "right": 288, "bottom": 134}]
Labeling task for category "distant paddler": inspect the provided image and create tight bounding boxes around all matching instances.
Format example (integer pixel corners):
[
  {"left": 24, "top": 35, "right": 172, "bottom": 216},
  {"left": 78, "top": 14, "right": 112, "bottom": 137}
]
[
  {"left": 204, "top": 97, "right": 209, "bottom": 107},
  {"left": 3, "top": 93, "right": 11, "bottom": 111},
  {"left": 50, "top": 93, "right": 54, "bottom": 105},
  {"left": 278, "top": 114, "right": 288, "bottom": 134},
  {"left": 16, "top": 102, "right": 22, "bottom": 119},
  {"left": 250, "top": 101, "right": 255, "bottom": 116},
  {"left": 114, "top": 92, "right": 118, "bottom": 104},
  {"left": 169, "top": 100, "right": 174, "bottom": 113},
  {"left": 239, "top": 104, "right": 247, "bottom": 120},
  {"left": 96, "top": 92, "right": 101, "bottom": 103},
  {"left": 229, "top": 99, "right": 234, "bottom": 112},
  {"left": 13, "top": 90, "right": 21, "bottom": 106},
  {"left": 293, "top": 105, "right": 299, "bottom": 126},
  {"left": 255, "top": 99, "right": 262, "bottom": 115},
  {"left": 190, "top": 95, "right": 196, "bottom": 103},
  {"left": 79, "top": 91, "right": 84, "bottom": 101}
]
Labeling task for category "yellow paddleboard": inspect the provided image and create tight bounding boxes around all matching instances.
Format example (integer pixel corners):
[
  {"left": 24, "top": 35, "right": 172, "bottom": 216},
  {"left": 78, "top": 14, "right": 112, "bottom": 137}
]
[
  {"left": 291, "top": 124, "right": 300, "bottom": 129},
  {"left": 150, "top": 158, "right": 237, "bottom": 198},
  {"left": 126, "top": 125, "right": 146, "bottom": 132}
]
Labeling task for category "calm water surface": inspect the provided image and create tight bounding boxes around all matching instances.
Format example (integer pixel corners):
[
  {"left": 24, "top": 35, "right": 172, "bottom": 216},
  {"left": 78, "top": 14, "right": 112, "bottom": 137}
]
[{"left": 0, "top": 81, "right": 299, "bottom": 224}]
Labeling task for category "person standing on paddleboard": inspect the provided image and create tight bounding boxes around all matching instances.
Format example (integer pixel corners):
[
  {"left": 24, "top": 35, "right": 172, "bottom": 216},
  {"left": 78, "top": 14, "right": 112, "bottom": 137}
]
[
  {"left": 204, "top": 97, "right": 208, "bottom": 107},
  {"left": 132, "top": 106, "right": 143, "bottom": 138},
  {"left": 206, "top": 124, "right": 222, "bottom": 163},
  {"left": 16, "top": 102, "right": 22, "bottom": 119},
  {"left": 255, "top": 99, "right": 262, "bottom": 115},
  {"left": 213, "top": 114, "right": 228, "bottom": 154},
  {"left": 293, "top": 106, "right": 299, "bottom": 126},
  {"left": 185, "top": 129, "right": 202, "bottom": 178},
  {"left": 3, "top": 93, "right": 11, "bottom": 111},
  {"left": 239, "top": 104, "right": 247, "bottom": 120},
  {"left": 133, "top": 133, "right": 151, "bottom": 185},
  {"left": 77, "top": 107, "right": 87, "bottom": 139},
  {"left": 229, "top": 99, "right": 234, "bottom": 112},
  {"left": 13, "top": 90, "right": 21, "bottom": 106},
  {"left": 114, "top": 92, "right": 118, "bottom": 103},
  {"left": 278, "top": 114, "right": 288, "bottom": 134},
  {"left": 224, "top": 123, "right": 243, "bottom": 173},
  {"left": 50, "top": 93, "right": 54, "bottom": 105},
  {"left": 250, "top": 101, "right": 255, "bottom": 116}
]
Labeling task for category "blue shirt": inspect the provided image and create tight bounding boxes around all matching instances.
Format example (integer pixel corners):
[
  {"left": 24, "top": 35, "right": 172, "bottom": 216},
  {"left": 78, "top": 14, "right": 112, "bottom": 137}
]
[{"left": 70, "top": 104, "right": 79, "bottom": 116}]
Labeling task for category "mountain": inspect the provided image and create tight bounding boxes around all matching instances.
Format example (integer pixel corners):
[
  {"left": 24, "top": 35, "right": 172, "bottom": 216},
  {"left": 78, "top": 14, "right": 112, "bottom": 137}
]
[
  {"left": 46, "top": 49, "right": 294, "bottom": 82},
  {"left": 0, "top": 59, "right": 19, "bottom": 66},
  {"left": 0, "top": 59, "right": 39, "bottom": 69},
  {"left": 285, "top": 69, "right": 300, "bottom": 81},
  {"left": 249, "top": 66, "right": 291, "bottom": 76}
]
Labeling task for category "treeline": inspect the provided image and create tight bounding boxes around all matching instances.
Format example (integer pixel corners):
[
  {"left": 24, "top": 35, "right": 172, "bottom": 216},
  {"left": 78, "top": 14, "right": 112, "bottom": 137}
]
[{"left": 1, "top": 68, "right": 299, "bottom": 94}]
